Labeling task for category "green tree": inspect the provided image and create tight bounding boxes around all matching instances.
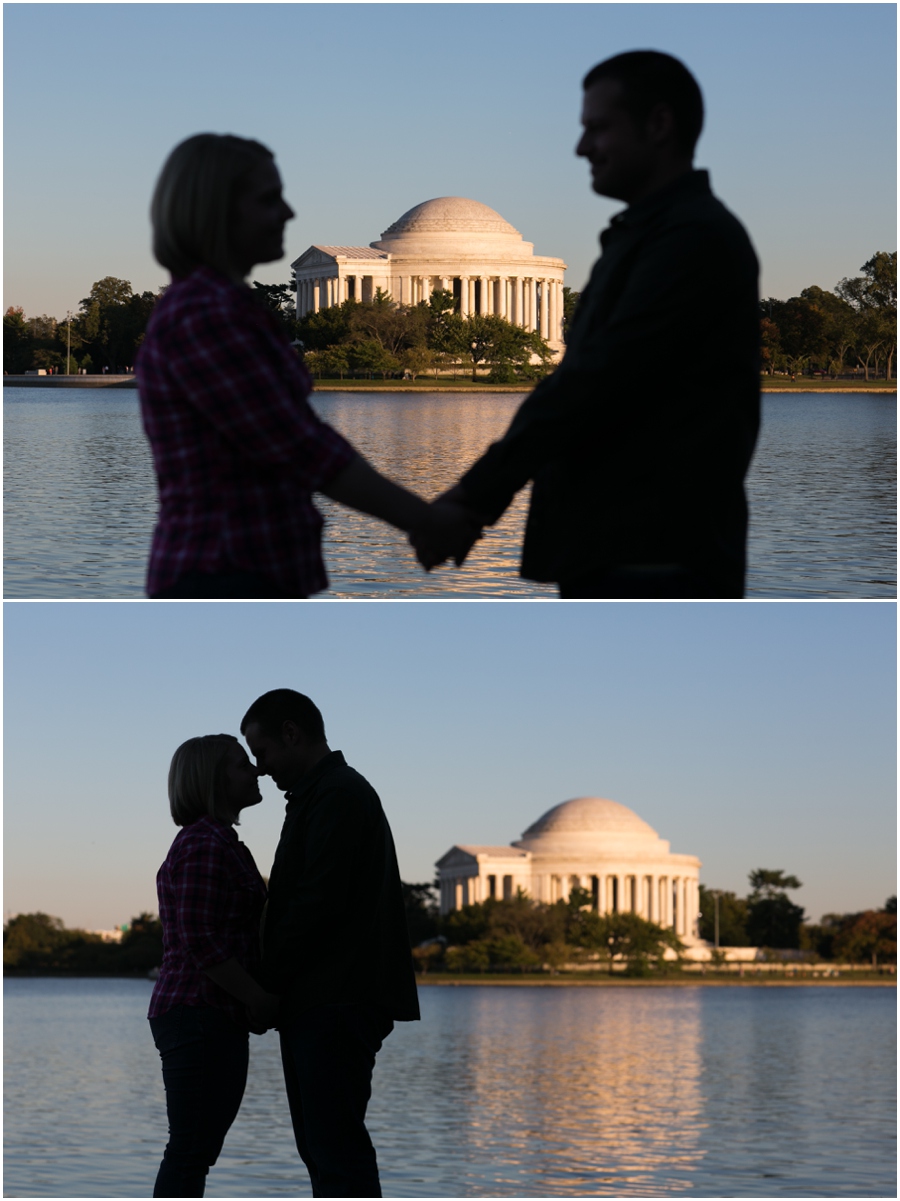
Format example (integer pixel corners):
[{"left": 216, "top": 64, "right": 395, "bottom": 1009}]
[
  {"left": 349, "top": 339, "right": 399, "bottom": 379},
  {"left": 837, "top": 252, "right": 897, "bottom": 379},
  {"left": 746, "top": 869, "right": 805, "bottom": 949},
  {"left": 698, "top": 886, "right": 750, "bottom": 946},
  {"left": 116, "top": 912, "right": 164, "bottom": 972},
  {"left": 251, "top": 281, "right": 299, "bottom": 339},
  {"left": 4, "top": 307, "right": 36, "bottom": 372},
  {"left": 562, "top": 287, "right": 581, "bottom": 343},
  {"left": 402, "top": 882, "right": 440, "bottom": 945}
]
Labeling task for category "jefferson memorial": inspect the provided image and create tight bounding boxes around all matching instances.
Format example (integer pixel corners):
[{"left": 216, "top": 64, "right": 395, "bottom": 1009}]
[
  {"left": 436, "top": 796, "right": 703, "bottom": 942},
  {"left": 291, "top": 197, "right": 568, "bottom": 355}
]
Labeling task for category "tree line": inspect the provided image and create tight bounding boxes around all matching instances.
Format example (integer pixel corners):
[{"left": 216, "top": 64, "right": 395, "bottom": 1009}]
[
  {"left": 4, "top": 277, "right": 160, "bottom": 375},
  {"left": 760, "top": 252, "right": 896, "bottom": 380},
  {"left": 697, "top": 869, "right": 896, "bottom": 966},
  {"left": 5, "top": 874, "right": 895, "bottom": 977},
  {"left": 4, "top": 252, "right": 894, "bottom": 382},
  {"left": 403, "top": 870, "right": 897, "bottom": 975}
]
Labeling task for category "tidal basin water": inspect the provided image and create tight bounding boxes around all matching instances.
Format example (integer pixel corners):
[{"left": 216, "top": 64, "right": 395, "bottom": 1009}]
[
  {"left": 3, "top": 978, "right": 895, "bottom": 1197},
  {"left": 3, "top": 388, "right": 895, "bottom": 598}
]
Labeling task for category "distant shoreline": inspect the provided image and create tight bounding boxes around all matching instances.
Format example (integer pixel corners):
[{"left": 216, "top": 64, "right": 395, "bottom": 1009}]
[
  {"left": 417, "top": 974, "right": 896, "bottom": 988},
  {"left": 2, "top": 375, "right": 895, "bottom": 395},
  {"left": 5, "top": 972, "right": 894, "bottom": 988}
]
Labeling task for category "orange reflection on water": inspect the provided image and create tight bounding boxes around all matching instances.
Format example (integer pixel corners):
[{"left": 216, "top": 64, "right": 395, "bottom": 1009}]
[{"left": 433, "top": 986, "right": 706, "bottom": 1196}]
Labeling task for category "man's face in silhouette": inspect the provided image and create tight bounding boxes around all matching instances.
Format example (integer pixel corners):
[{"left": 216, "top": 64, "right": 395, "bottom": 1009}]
[
  {"left": 243, "top": 721, "right": 310, "bottom": 792},
  {"left": 577, "top": 78, "right": 664, "bottom": 205}
]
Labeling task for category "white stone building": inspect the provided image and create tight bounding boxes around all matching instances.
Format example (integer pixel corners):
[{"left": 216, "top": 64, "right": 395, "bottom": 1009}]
[
  {"left": 291, "top": 196, "right": 568, "bottom": 356},
  {"left": 436, "top": 796, "right": 703, "bottom": 943}
]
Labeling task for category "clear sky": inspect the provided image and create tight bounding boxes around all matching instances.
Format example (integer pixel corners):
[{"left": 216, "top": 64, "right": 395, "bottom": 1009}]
[
  {"left": 4, "top": 600, "right": 895, "bottom": 931},
  {"left": 4, "top": 3, "right": 896, "bottom": 319}
]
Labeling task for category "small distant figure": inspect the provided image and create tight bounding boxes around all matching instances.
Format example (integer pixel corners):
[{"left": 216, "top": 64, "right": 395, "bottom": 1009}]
[
  {"left": 413, "top": 50, "right": 760, "bottom": 598},
  {"left": 241, "top": 689, "right": 419, "bottom": 1198}
]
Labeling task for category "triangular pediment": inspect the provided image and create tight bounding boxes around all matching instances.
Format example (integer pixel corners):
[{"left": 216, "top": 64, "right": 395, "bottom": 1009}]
[
  {"left": 435, "top": 846, "right": 480, "bottom": 870},
  {"left": 291, "top": 246, "right": 338, "bottom": 269}
]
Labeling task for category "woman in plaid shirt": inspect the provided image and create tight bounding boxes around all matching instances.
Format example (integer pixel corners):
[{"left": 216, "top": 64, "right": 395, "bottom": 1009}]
[
  {"left": 148, "top": 735, "right": 277, "bottom": 1197},
  {"left": 136, "top": 134, "right": 479, "bottom": 598}
]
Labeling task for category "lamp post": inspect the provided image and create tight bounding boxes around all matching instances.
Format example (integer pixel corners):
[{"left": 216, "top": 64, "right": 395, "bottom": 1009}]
[
  {"left": 709, "top": 889, "right": 722, "bottom": 949},
  {"left": 66, "top": 311, "right": 73, "bottom": 375}
]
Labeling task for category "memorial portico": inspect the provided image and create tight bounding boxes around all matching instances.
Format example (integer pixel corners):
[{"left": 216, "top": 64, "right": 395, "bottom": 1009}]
[
  {"left": 291, "top": 196, "right": 567, "bottom": 357},
  {"left": 436, "top": 797, "right": 703, "bottom": 943}
]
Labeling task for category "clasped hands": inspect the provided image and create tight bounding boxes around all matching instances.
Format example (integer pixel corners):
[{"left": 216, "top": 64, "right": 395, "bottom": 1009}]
[{"left": 410, "top": 485, "right": 486, "bottom": 571}]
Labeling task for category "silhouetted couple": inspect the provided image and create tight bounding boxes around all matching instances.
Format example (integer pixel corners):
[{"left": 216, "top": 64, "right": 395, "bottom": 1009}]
[
  {"left": 137, "top": 51, "right": 759, "bottom": 600},
  {"left": 148, "top": 690, "right": 417, "bottom": 1197}
]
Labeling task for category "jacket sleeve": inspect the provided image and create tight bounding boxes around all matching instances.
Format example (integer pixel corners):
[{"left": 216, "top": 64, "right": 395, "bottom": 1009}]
[
  {"left": 459, "top": 215, "right": 756, "bottom": 519},
  {"left": 258, "top": 787, "right": 375, "bottom": 991}
]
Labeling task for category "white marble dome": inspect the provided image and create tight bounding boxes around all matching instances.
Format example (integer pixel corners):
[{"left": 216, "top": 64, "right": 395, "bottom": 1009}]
[
  {"left": 513, "top": 797, "right": 669, "bottom": 855},
  {"left": 371, "top": 197, "right": 529, "bottom": 257}
]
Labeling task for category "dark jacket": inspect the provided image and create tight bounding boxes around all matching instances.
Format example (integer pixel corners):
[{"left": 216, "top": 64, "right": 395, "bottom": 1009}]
[
  {"left": 460, "top": 170, "right": 760, "bottom": 593},
  {"left": 259, "top": 750, "right": 420, "bottom": 1023}
]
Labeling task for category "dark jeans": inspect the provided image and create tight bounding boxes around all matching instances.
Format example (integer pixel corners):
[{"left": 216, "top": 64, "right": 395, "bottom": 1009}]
[
  {"left": 279, "top": 1003, "right": 394, "bottom": 1198},
  {"left": 149, "top": 1004, "right": 249, "bottom": 1197},
  {"left": 151, "top": 570, "right": 301, "bottom": 599},
  {"left": 558, "top": 564, "right": 743, "bottom": 599}
]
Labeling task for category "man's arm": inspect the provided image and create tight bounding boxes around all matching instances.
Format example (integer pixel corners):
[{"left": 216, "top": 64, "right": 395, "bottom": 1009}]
[{"left": 446, "top": 214, "right": 756, "bottom": 520}]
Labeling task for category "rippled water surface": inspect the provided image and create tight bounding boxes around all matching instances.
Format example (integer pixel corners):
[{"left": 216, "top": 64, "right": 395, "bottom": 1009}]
[
  {"left": 3, "top": 389, "right": 895, "bottom": 597},
  {"left": 3, "top": 979, "right": 895, "bottom": 1197}
]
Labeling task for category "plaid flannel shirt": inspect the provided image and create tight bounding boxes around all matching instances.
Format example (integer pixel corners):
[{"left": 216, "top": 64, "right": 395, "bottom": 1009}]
[
  {"left": 148, "top": 816, "right": 267, "bottom": 1026},
  {"left": 136, "top": 267, "right": 355, "bottom": 597}
]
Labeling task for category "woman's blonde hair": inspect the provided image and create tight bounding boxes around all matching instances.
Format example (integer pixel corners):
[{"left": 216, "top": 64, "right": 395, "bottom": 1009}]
[
  {"left": 168, "top": 734, "right": 242, "bottom": 827},
  {"left": 150, "top": 133, "right": 274, "bottom": 280}
]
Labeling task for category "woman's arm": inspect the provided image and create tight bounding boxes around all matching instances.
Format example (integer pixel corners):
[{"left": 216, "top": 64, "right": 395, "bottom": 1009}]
[{"left": 322, "top": 454, "right": 482, "bottom": 563}]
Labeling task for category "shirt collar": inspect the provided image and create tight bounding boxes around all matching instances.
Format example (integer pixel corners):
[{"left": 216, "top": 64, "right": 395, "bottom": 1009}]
[
  {"left": 601, "top": 168, "right": 711, "bottom": 243},
  {"left": 285, "top": 749, "right": 346, "bottom": 806}
]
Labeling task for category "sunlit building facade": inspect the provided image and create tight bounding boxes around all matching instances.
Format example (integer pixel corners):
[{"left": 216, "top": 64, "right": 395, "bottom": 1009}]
[
  {"left": 436, "top": 796, "right": 703, "bottom": 942},
  {"left": 291, "top": 196, "right": 567, "bottom": 356}
]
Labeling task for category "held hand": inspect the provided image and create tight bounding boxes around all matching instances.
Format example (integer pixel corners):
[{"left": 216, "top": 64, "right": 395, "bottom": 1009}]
[
  {"left": 410, "top": 498, "right": 483, "bottom": 571},
  {"left": 248, "top": 989, "right": 281, "bottom": 1032}
]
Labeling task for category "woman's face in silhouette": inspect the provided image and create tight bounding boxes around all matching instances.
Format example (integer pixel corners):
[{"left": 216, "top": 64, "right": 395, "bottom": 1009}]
[
  {"left": 221, "top": 742, "right": 262, "bottom": 818},
  {"left": 230, "top": 158, "right": 295, "bottom": 277}
]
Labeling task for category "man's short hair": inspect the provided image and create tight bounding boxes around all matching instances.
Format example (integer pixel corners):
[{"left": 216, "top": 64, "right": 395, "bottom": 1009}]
[
  {"left": 150, "top": 132, "right": 274, "bottom": 280},
  {"left": 168, "top": 734, "right": 240, "bottom": 827},
  {"left": 240, "top": 689, "right": 326, "bottom": 743},
  {"left": 583, "top": 51, "right": 704, "bottom": 155}
]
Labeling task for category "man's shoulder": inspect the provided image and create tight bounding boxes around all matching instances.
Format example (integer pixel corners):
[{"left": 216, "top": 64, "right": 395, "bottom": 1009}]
[
  {"left": 317, "top": 757, "right": 382, "bottom": 810},
  {"left": 662, "top": 185, "right": 754, "bottom": 251}
]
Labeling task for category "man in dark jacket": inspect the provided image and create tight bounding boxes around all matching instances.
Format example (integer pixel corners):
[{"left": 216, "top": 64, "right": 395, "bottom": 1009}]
[
  {"left": 241, "top": 688, "right": 419, "bottom": 1198},
  {"left": 416, "top": 51, "right": 760, "bottom": 598}
]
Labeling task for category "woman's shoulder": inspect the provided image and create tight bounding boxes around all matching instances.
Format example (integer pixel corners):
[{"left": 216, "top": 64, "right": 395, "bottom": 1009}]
[
  {"left": 167, "top": 815, "right": 235, "bottom": 857},
  {"left": 150, "top": 268, "right": 251, "bottom": 331}
]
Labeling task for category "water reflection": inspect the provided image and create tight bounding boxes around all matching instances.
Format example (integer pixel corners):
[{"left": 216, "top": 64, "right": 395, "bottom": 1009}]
[
  {"left": 3, "top": 389, "right": 895, "bottom": 598},
  {"left": 380, "top": 986, "right": 706, "bottom": 1196},
  {"left": 3, "top": 980, "right": 895, "bottom": 1197}
]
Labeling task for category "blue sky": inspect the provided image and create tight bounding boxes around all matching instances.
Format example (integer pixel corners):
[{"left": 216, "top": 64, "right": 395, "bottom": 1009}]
[
  {"left": 4, "top": 4, "right": 896, "bottom": 319},
  {"left": 4, "top": 601, "right": 895, "bottom": 930}
]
